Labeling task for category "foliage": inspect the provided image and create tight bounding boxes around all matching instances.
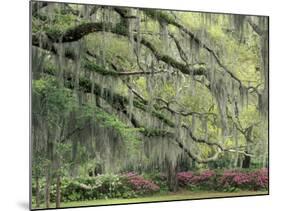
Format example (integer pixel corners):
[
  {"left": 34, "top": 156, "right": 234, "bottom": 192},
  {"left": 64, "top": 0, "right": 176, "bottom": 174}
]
[
  {"left": 32, "top": 169, "right": 267, "bottom": 205},
  {"left": 123, "top": 172, "right": 160, "bottom": 195},
  {"left": 60, "top": 174, "right": 127, "bottom": 201},
  {"left": 144, "top": 172, "right": 169, "bottom": 191},
  {"left": 177, "top": 171, "right": 194, "bottom": 187},
  {"left": 31, "top": 2, "right": 269, "bottom": 208},
  {"left": 32, "top": 76, "right": 75, "bottom": 119},
  {"left": 33, "top": 173, "right": 160, "bottom": 202},
  {"left": 219, "top": 168, "right": 268, "bottom": 191},
  {"left": 177, "top": 168, "right": 268, "bottom": 191}
]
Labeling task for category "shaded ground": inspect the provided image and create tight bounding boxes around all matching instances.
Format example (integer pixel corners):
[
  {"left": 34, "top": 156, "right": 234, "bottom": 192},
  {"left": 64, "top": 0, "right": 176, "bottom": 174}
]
[{"left": 32, "top": 190, "right": 268, "bottom": 209}]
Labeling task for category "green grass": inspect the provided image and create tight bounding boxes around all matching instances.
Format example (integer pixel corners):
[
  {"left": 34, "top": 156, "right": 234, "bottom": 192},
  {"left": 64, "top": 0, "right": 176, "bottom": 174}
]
[{"left": 33, "top": 190, "right": 268, "bottom": 209}]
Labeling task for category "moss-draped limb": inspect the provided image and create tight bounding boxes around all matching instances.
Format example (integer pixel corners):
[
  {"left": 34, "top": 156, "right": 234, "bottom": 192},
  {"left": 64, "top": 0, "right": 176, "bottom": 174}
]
[
  {"left": 83, "top": 60, "right": 165, "bottom": 76},
  {"left": 41, "top": 63, "right": 253, "bottom": 163},
  {"left": 33, "top": 20, "right": 206, "bottom": 77},
  {"left": 44, "top": 62, "right": 252, "bottom": 158},
  {"left": 33, "top": 16, "right": 254, "bottom": 163},
  {"left": 143, "top": 9, "right": 243, "bottom": 86}
]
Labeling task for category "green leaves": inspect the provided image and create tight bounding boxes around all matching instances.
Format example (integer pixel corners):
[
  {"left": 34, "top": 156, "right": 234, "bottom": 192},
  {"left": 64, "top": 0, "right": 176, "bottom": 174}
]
[
  {"left": 32, "top": 76, "right": 75, "bottom": 119},
  {"left": 83, "top": 103, "right": 142, "bottom": 152},
  {"left": 31, "top": 3, "right": 268, "bottom": 200}
]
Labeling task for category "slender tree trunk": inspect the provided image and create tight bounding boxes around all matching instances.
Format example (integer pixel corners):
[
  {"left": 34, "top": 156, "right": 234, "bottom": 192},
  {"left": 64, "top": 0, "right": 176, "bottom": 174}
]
[
  {"left": 56, "top": 122, "right": 64, "bottom": 208},
  {"left": 233, "top": 147, "right": 239, "bottom": 168},
  {"left": 232, "top": 126, "right": 239, "bottom": 169},
  {"left": 262, "top": 140, "right": 268, "bottom": 168},
  {"left": 242, "top": 154, "right": 251, "bottom": 168},
  {"left": 166, "top": 159, "right": 178, "bottom": 192},
  {"left": 242, "top": 141, "right": 251, "bottom": 168},
  {"left": 239, "top": 156, "right": 243, "bottom": 168},
  {"left": 56, "top": 174, "right": 61, "bottom": 208},
  {"left": 45, "top": 168, "right": 51, "bottom": 208},
  {"left": 45, "top": 136, "right": 53, "bottom": 208},
  {"left": 35, "top": 176, "right": 40, "bottom": 208}
]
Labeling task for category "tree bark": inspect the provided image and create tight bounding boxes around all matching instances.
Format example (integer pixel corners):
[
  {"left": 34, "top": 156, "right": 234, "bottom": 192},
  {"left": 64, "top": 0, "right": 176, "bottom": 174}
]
[
  {"left": 35, "top": 176, "right": 40, "bottom": 208},
  {"left": 55, "top": 174, "right": 61, "bottom": 208},
  {"left": 45, "top": 136, "right": 53, "bottom": 208},
  {"left": 242, "top": 126, "right": 253, "bottom": 168},
  {"left": 242, "top": 151, "right": 251, "bottom": 168},
  {"left": 45, "top": 168, "right": 51, "bottom": 208},
  {"left": 166, "top": 159, "right": 178, "bottom": 192}
]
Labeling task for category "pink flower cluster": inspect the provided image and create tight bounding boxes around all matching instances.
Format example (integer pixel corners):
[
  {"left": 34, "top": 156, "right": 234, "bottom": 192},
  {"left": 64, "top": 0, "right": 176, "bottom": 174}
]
[
  {"left": 177, "top": 169, "right": 268, "bottom": 190},
  {"left": 220, "top": 171, "right": 250, "bottom": 187},
  {"left": 123, "top": 172, "right": 160, "bottom": 193},
  {"left": 177, "top": 170, "right": 215, "bottom": 186},
  {"left": 192, "top": 170, "right": 215, "bottom": 183},
  {"left": 177, "top": 172, "right": 194, "bottom": 186},
  {"left": 249, "top": 168, "right": 268, "bottom": 189},
  {"left": 219, "top": 168, "right": 268, "bottom": 190}
]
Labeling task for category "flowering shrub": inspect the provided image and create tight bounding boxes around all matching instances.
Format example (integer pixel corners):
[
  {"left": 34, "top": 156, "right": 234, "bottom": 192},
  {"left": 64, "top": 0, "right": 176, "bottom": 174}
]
[
  {"left": 59, "top": 174, "right": 126, "bottom": 201},
  {"left": 192, "top": 170, "right": 217, "bottom": 189},
  {"left": 219, "top": 168, "right": 268, "bottom": 191},
  {"left": 219, "top": 170, "right": 250, "bottom": 190},
  {"left": 177, "top": 170, "right": 216, "bottom": 189},
  {"left": 145, "top": 172, "right": 168, "bottom": 190},
  {"left": 178, "top": 169, "right": 268, "bottom": 191},
  {"left": 191, "top": 170, "right": 215, "bottom": 183},
  {"left": 45, "top": 173, "right": 160, "bottom": 202},
  {"left": 251, "top": 168, "right": 268, "bottom": 190},
  {"left": 34, "top": 169, "right": 267, "bottom": 203},
  {"left": 177, "top": 172, "right": 194, "bottom": 186},
  {"left": 123, "top": 172, "right": 160, "bottom": 195}
]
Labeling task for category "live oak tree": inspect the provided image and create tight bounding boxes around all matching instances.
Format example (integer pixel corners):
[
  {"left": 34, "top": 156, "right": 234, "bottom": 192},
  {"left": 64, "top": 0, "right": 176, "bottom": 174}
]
[{"left": 31, "top": 1, "right": 268, "bottom": 207}]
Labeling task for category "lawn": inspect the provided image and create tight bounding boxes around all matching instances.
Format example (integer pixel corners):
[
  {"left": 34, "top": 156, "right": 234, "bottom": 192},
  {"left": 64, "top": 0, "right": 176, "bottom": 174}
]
[{"left": 33, "top": 190, "right": 268, "bottom": 209}]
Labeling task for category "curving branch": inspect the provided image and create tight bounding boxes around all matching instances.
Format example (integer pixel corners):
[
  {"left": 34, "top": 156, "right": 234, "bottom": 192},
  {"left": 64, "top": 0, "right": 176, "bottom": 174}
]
[
  {"left": 143, "top": 9, "right": 243, "bottom": 87},
  {"left": 34, "top": 6, "right": 247, "bottom": 89},
  {"left": 34, "top": 20, "right": 206, "bottom": 76},
  {"left": 139, "top": 37, "right": 206, "bottom": 75},
  {"left": 169, "top": 33, "right": 189, "bottom": 65},
  {"left": 114, "top": 8, "right": 138, "bottom": 19},
  {"left": 246, "top": 17, "right": 264, "bottom": 36},
  {"left": 32, "top": 11, "right": 257, "bottom": 163},
  {"left": 41, "top": 61, "right": 253, "bottom": 163},
  {"left": 46, "top": 22, "right": 106, "bottom": 43},
  {"left": 89, "top": 59, "right": 255, "bottom": 160},
  {"left": 84, "top": 58, "right": 166, "bottom": 76}
]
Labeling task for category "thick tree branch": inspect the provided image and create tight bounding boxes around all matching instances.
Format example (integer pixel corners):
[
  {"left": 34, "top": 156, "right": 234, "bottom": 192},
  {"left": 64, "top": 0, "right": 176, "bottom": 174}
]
[
  {"left": 84, "top": 58, "right": 165, "bottom": 76},
  {"left": 46, "top": 22, "right": 106, "bottom": 43},
  {"left": 114, "top": 8, "right": 138, "bottom": 19},
  {"left": 34, "top": 21, "right": 206, "bottom": 76},
  {"left": 169, "top": 33, "right": 189, "bottom": 65},
  {"left": 246, "top": 17, "right": 264, "bottom": 36},
  {"left": 32, "top": 15, "right": 255, "bottom": 163},
  {"left": 143, "top": 9, "right": 243, "bottom": 87},
  {"left": 42, "top": 63, "right": 253, "bottom": 163}
]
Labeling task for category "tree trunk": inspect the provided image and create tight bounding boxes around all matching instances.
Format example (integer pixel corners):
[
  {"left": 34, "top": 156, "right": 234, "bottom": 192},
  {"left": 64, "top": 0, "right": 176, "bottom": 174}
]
[
  {"left": 56, "top": 174, "right": 61, "bottom": 208},
  {"left": 242, "top": 135, "right": 252, "bottom": 169},
  {"left": 242, "top": 152, "right": 251, "bottom": 168},
  {"left": 230, "top": 125, "right": 240, "bottom": 169},
  {"left": 262, "top": 140, "right": 268, "bottom": 168},
  {"left": 45, "top": 169, "right": 51, "bottom": 208},
  {"left": 233, "top": 151, "right": 239, "bottom": 168},
  {"left": 166, "top": 159, "right": 178, "bottom": 192},
  {"left": 35, "top": 176, "right": 40, "bottom": 208},
  {"left": 45, "top": 137, "right": 53, "bottom": 208}
]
